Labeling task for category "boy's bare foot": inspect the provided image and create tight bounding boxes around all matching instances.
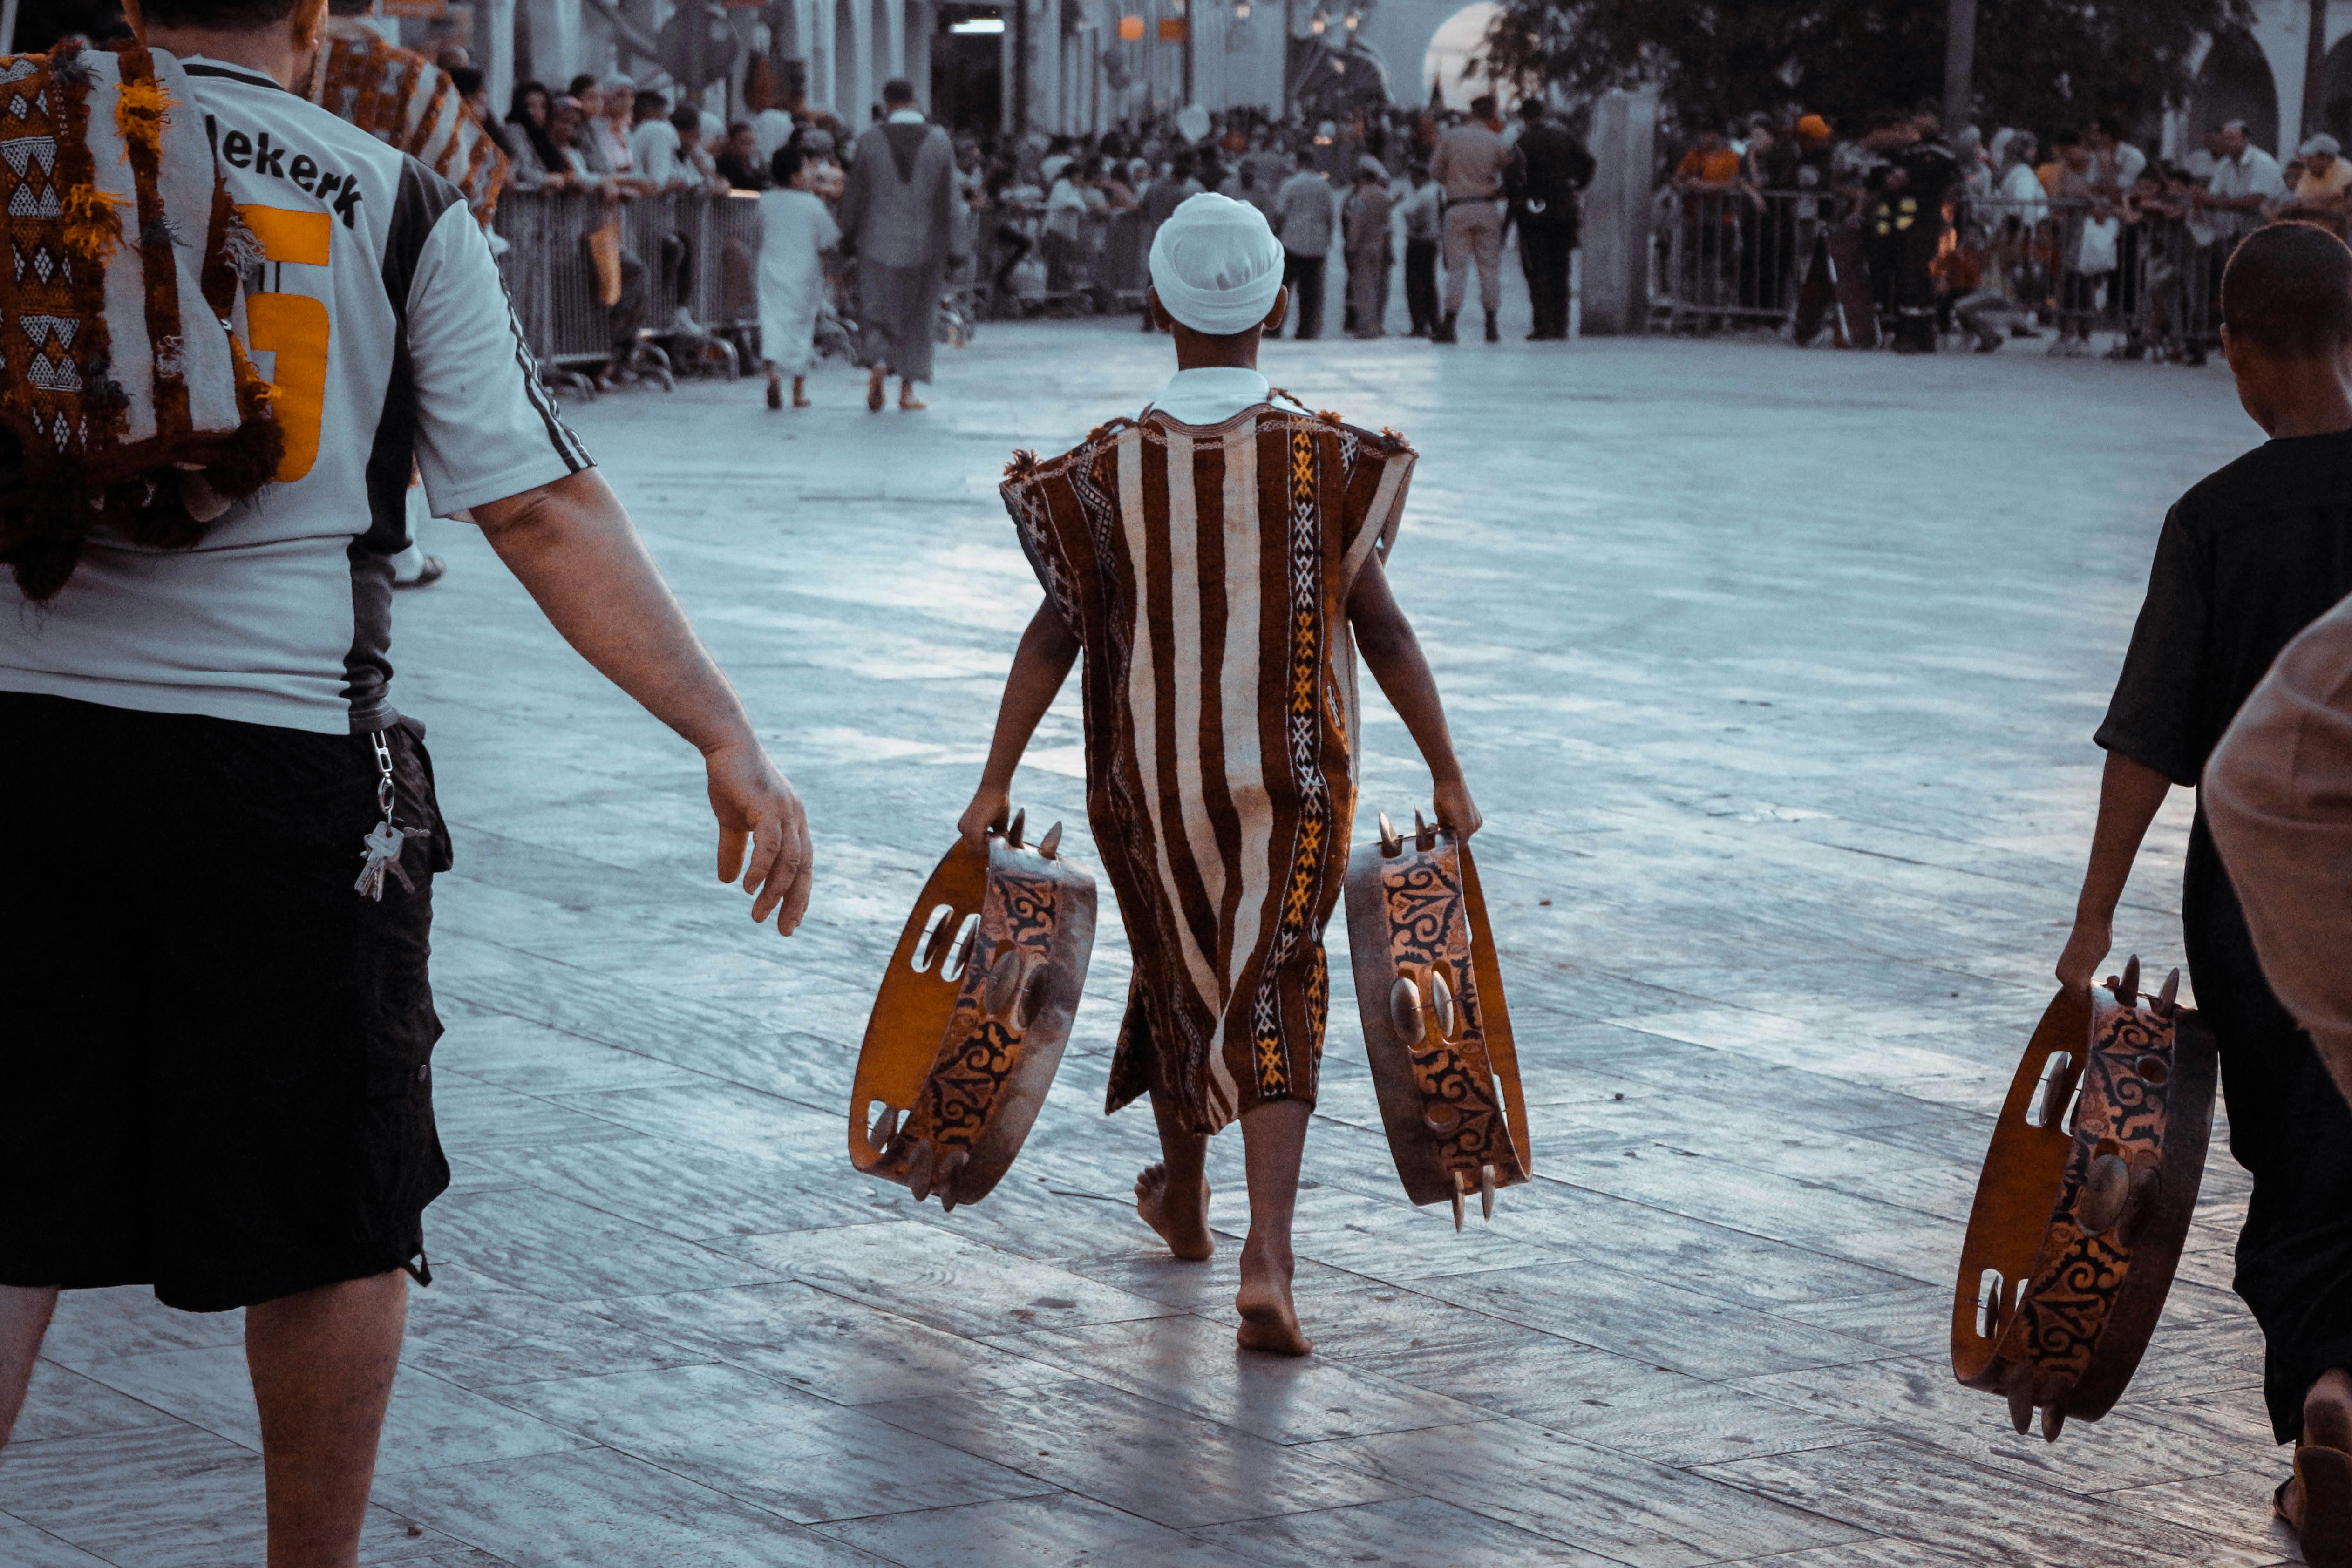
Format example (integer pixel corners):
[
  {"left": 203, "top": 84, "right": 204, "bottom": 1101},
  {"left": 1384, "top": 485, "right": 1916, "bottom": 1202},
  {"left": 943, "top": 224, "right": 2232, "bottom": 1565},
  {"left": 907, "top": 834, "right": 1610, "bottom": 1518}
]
[
  {"left": 1235, "top": 1236, "right": 1310, "bottom": 1356},
  {"left": 1135, "top": 1163, "right": 1213, "bottom": 1260}
]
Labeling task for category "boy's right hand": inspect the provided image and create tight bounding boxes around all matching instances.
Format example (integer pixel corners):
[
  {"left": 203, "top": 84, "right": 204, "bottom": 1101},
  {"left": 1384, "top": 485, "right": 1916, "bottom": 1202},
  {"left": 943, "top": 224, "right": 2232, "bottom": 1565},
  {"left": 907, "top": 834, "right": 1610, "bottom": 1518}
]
[
  {"left": 958, "top": 786, "right": 1011, "bottom": 854},
  {"left": 2055, "top": 912, "right": 2112, "bottom": 1003},
  {"left": 1434, "top": 777, "right": 1482, "bottom": 839}
]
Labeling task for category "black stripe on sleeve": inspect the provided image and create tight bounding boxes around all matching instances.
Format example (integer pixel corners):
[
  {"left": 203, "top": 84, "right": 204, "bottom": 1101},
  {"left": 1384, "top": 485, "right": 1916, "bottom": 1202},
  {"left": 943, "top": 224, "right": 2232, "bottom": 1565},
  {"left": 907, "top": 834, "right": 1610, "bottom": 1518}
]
[{"left": 502, "top": 283, "right": 590, "bottom": 471}]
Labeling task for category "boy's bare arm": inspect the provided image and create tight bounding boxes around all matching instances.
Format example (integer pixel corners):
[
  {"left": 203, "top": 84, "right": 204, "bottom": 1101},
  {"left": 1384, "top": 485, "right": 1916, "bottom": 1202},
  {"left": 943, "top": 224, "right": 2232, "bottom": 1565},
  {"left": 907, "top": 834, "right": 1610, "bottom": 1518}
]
[
  {"left": 1346, "top": 555, "right": 1481, "bottom": 836},
  {"left": 2055, "top": 750, "right": 2174, "bottom": 998},
  {"left": 959, "top": 601, "right": 1083, "bottom": 848}
]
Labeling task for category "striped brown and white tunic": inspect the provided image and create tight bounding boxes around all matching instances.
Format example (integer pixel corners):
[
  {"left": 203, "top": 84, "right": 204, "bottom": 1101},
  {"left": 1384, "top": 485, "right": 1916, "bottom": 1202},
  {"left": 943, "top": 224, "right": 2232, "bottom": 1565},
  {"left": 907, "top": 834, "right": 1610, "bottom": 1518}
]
[{"left": 1003, "top": 401, "right": 1415, "bottom": 1135}]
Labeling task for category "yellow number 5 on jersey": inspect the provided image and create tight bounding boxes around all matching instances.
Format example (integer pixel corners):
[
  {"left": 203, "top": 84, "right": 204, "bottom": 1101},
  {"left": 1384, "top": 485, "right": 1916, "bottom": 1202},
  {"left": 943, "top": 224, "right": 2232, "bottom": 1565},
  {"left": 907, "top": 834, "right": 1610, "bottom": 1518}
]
[{"left": 237, "top": 205, "right": 332, "bottom": 482}]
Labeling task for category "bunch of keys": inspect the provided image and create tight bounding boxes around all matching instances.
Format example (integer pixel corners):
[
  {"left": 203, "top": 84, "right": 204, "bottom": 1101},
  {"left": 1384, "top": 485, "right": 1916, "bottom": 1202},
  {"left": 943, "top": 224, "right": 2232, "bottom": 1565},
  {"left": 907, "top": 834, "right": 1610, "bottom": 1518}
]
[{"left": 355, "top": 731, "right": 431, "bottom": 902}]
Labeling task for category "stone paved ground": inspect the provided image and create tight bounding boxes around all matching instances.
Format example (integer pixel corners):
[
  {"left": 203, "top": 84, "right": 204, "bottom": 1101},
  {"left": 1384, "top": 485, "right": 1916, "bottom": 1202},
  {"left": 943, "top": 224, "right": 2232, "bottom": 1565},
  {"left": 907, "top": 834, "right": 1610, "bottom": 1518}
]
[{"left": 3, "top": 325, "right": 2309, "bottom": 1567}]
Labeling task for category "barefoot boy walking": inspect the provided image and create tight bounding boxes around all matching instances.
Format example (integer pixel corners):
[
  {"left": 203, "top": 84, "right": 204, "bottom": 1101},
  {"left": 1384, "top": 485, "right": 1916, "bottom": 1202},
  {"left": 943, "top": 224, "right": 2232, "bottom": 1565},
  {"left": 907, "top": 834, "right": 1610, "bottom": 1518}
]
[{"left": 962, "top": 193, "right": 1478, "bottom": 1355}]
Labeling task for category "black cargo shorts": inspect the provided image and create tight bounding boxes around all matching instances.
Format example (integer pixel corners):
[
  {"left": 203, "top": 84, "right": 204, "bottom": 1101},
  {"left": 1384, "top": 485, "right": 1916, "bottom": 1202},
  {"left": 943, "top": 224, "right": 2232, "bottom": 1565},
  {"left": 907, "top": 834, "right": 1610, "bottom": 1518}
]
[{"left": 0, "top": 692, "right": 454, "bottom": 1312}]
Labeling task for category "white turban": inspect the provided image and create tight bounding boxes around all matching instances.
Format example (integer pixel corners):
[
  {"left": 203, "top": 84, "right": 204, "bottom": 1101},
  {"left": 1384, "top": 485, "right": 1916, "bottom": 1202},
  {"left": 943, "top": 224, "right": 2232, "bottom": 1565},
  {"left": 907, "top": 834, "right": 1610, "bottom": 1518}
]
[{"left": 1149, "top": 192, "right": 1287, "bottom": 335}]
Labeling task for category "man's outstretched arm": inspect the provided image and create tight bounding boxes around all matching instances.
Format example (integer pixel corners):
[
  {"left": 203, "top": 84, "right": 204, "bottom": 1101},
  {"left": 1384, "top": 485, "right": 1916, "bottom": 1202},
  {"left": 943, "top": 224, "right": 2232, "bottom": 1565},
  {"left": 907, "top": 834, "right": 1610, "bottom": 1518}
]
[{"left": 472, "top": 469, "right": 813, "bottom": 935}]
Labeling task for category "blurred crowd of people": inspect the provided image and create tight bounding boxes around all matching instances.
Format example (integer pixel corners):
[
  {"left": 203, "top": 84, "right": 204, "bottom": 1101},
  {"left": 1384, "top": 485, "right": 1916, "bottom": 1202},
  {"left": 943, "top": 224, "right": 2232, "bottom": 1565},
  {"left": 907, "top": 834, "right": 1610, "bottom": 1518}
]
[
  {"left": 1665, "top": 98, "right": 2350, "bottom": 362},
  {"left": 600, "top": 92, "right": 1600, "bottom": 343}
]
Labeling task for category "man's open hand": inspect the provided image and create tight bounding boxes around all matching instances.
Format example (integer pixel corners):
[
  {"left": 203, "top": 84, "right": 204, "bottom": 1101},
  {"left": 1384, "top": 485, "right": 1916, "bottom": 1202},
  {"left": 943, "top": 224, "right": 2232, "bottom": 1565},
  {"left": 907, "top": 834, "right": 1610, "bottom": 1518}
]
[{"left": 707, "top": 740, "right": 813, "bottom": 936}]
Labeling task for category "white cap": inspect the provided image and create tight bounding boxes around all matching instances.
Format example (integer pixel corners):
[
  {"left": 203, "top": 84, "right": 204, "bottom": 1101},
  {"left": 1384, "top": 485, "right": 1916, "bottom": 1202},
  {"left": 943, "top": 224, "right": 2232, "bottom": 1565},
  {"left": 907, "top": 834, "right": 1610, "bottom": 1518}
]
[
  {"left": 2303, "top": 133, "right": 2342, "bottom": 158},
  {"left": 1148, "top": 192, "right": 1286, "bottom": 334}
]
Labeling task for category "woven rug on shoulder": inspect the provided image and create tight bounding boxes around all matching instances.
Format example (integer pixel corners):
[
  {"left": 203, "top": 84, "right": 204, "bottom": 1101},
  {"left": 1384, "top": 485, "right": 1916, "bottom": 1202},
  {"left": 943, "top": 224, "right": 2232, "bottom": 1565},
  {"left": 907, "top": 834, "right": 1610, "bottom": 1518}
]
[
  {"left": 0, "top": 40, "right": 281, "bottom": 601},
  {"left": 310, "top": 21, "right": 508, "bottom": 224}
]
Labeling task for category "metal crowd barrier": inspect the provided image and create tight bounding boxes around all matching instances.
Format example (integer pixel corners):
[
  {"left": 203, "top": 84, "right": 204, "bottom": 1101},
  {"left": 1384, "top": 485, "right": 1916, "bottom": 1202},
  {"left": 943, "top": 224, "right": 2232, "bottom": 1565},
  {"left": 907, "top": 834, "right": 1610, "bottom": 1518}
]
[
  {"left": 970, "top": 206, "right": 1150, "bottom": 319},
  {"left": 494, "top": 188, "right": 764, "bottom": 387},
  {"left": 492, "top": 187, "right": 1145, "bottom": 382},
  {"left": 1651, "top": 186, "right": 2232, "bottom": 358}
]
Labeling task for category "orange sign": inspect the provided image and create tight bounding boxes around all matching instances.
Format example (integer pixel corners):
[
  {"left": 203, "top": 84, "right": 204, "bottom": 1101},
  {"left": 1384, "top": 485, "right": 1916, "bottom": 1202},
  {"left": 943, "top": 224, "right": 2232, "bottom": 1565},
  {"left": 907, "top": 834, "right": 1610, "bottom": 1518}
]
[
  {"left": 1117, "top": 14, "right": 1145, "bottom": 39},
  {"left": 1158, "top": 16, "right": 1186, "bottom": 39}
]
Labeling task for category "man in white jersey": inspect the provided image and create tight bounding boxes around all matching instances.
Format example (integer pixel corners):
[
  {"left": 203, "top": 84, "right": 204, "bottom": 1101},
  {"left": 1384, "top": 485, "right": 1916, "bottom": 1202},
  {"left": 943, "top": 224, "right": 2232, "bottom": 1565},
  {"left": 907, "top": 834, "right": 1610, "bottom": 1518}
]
[{"left": 0, "top": 0, "right": 815, "bottom": 1556}]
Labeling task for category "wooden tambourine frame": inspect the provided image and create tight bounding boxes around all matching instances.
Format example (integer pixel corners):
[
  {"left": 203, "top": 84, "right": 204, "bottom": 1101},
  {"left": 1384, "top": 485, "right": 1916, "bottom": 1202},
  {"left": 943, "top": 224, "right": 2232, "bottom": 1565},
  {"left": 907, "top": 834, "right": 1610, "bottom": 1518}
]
[
  {"left": 1951, "top": 959, "right": 2217, "bottom": 1441},
  {"left": 1344, "top": 810, "right": 1533, "bottom": 1228},
  {"left": 850, "top": 813, "right": 1095, "bottom": 1211}
]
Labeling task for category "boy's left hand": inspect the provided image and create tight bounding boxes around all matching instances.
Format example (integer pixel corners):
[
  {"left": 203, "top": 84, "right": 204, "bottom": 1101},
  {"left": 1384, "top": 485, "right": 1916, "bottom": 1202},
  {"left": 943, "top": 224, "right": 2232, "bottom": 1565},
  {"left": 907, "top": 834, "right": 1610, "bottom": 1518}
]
[{"left": 1434, "top": 778, "right": 1482, "bottom": 839}]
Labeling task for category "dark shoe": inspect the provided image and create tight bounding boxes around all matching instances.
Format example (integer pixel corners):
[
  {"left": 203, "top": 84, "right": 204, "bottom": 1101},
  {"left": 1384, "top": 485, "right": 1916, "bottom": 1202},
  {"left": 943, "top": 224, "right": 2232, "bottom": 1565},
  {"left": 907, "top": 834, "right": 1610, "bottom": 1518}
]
[
  {"left": 766, "top": 380, "right": 783, "bottom": 410},
  {"left": 867, "top": 367, "right": 886, "bottom": 412},
  {"left": 393, "top": 555, "right": 446, "bottom": 590},
  {"left": 1431, "top": 313, "right": 1458, "bottom": 344},
  {"left": 1973, "top": 333, "right": 2002, "bottom": 353},
  {"left": 2183, "top": 348, "right": 2209, "bottom": 367},
  {"left": 1483, "top": 311, "right": 1500, "bottom": 343}
]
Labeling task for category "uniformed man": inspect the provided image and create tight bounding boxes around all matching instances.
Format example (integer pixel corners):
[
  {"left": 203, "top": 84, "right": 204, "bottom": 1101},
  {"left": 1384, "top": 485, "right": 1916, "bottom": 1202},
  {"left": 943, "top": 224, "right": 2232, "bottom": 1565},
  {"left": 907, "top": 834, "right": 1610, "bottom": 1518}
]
[
  {"left": 0, "top": 0, "right": 816, "bottom": 1557},
  {"left": 1886, "top": 102, "right": 1959, "bottom": 353},
  {"left": 1506, "top": 97, "right": 1594, "bottom": 341}
]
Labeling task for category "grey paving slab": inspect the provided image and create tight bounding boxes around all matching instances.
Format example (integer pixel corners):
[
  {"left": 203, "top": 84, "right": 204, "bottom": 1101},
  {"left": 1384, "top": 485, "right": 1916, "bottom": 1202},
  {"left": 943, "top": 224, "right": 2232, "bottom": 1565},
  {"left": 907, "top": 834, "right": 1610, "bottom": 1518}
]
[
  {"left": 984, "top": 1315, "right": 1489, "bottom": 1443},
  {"left": 735, "top": 1220, "right": 1184, "bottom": 1337},
  {"left": 425, "top": 1186, "right": 789, "bottom": 1303},
  {"left": 589, "top": 1280, "right": 1065, "bottom": 1405},
  {"left": 1697, "top": 1439, "right": 2281, "bottom": 1567},
  {"left": 488, "top": 1362, "right": 1057, "bottom": 1522},
  {"left": 78, "top": 1346, "right": 595, "bottom": 1474},
  {"left": 7, "top": 1360, "right": 178, "bottom": 1445},
  {"left": 860, "top": 1377, "right": 1416, "bottom": 1529},
  {"left": 1305, "top": 1418, "right": 1866, "bottom": 1567},
  {"left": 32, "top": 1286, "right": 245, "bottom": 1369},
  {"left": 1344, "top": 1338, "right": 1850, "bottom": 1465},
  {"left": 370, "top": 1446, "right": 890, "bottom": 1566},
  {"left": 385, "top": 1262, "right": 713, "bottom": 1392},
  {"left": 1409, "top": 1257, "right": 1895, "bottom": 1381},
  {"left": 812, "top": 1493, "right": 1265, "bottom": 1568},
  {"left": 1192, "top": 1495, "right": 1618, "bottom": 1567},
  {"left": 0, "top": 1513, "right": 112, "bottom": 1568}
]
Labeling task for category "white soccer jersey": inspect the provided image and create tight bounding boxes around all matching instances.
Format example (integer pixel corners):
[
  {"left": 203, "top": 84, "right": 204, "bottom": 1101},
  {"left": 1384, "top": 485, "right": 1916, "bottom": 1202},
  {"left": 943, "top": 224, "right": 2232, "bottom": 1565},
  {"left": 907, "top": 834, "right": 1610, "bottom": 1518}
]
[{"left": 0, "top": 54, "right": 588, "bottom": 733}]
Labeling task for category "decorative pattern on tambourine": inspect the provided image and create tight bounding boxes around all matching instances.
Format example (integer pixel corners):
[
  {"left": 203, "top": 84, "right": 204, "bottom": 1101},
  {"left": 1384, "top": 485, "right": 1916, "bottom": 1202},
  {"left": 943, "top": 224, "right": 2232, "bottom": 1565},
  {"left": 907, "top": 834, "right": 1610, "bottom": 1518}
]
[
  {"left": 1344, "top": 810, "right": 1532, "bottom": 1228},
  {"left": 850, "top": 813, "right": 1095, "bottom": 1212},
  {"left": 1951, "top": 957, "right": 2217, "bottom": 1442},
  {"left": 901, "top": 861, "right": 1062, "bottom": 1154}
]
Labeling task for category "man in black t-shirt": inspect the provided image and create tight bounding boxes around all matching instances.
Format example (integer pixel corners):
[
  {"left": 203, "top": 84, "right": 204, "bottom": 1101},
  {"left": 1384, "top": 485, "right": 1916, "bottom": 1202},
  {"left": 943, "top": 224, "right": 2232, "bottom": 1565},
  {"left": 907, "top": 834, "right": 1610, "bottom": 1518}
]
[{"left": 2057, "top": 221, "right": 2352, "bottom": 1561}]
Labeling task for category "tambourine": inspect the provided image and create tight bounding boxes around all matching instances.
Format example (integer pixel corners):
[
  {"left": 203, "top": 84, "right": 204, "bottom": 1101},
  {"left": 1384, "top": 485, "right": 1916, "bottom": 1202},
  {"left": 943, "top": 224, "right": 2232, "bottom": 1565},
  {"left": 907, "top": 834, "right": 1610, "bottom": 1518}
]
[
  {"left": 1343, "top": 810, "right": 1532, "bottom": 1228},
  {"left": 1952, "top": 958, "right": 2217, "bottom": 1441},
  {"left": 850, "top": 812, "right": 1095, "bottom": 1211}
]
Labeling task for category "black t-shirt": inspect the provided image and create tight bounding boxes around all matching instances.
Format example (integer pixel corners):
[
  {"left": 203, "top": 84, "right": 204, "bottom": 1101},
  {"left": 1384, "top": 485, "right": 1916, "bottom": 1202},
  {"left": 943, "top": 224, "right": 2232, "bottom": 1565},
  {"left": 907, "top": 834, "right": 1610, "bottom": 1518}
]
[{"left": 2098, "top": 430, "right": 2352, "bottom": 786}]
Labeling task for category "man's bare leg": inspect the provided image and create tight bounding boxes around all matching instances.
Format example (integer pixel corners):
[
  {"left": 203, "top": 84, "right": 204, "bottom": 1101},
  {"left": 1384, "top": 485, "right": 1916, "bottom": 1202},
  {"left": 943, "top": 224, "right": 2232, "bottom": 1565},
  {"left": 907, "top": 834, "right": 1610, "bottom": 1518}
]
[
  {"left": 1137, "top": 1087, "right": 1213, "bottom": 1261},
  {"left": 0, "top": 1285, "right": 60, "bottom": 1450},
  {"left": 1235, "top": 1099, "right": 1312, "bottom": 1356},
  {"left": 245, "top": 1270, "right": 408, "bottom": 1568}
]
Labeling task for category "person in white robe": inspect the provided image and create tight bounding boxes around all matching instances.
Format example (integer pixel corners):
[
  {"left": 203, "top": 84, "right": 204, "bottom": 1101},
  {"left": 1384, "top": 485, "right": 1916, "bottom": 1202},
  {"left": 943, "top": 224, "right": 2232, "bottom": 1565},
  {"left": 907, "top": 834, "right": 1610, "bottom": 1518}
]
[{"left": 757, "top": 145, "right": 841, "bottom": 409}]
